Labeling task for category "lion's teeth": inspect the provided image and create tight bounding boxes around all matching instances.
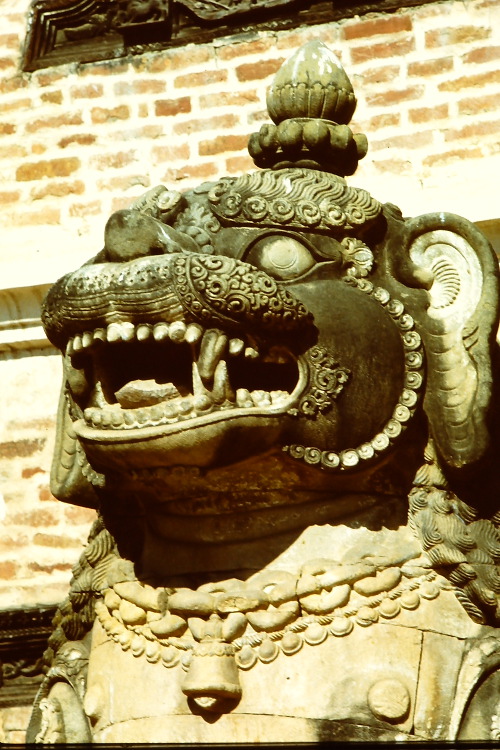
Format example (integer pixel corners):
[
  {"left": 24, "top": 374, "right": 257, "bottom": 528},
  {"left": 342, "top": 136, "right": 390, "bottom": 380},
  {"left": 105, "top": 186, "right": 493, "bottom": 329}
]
[
  {"left": 107, "top": 322, "right": 134, "bottom": 343},
  {"left": 192, "top": 362, "right": 211, "bottom": 398},
  {"left": 136, "top": 324, "right": 152, "bottom": 341},
  {"left": 198, "top": 329, "right": 228, "bottom": 382},
  {"left": 271, "top": 390, "right": 288, "bottom": 405},
  {"left": 169, "top": 321, "right": 187, "bottom": 343},
  {"left": 212, "top": 360, "right": 234, "bottom": 404},
  {"left": 93, "top": 381, "right": 107, "bottom": 408},
  {"left": 73, "top": 334, "right": 83, "bottom": 352},
  {"left": 236, "top": 388, "right": 253, "bottom": 408},
  {"left": 153, "top": 322, "right": 169, "bottom": 341},
  {"left": 244, "top": 346, "right": 259, "bottom": 360},
  {"left": 82, "top": 331, "right": 93, "bottom": 349},
  {"left": 229, "top": 338, "right": 245, "bottom": 357},
  {"left": 66, "top": 339, "right": 74, "bottom": 357},
  {"left": 193, "top": 394, "right": 213, "bottom": 412},
  {"left": 251, "top": 390, "right": 271, "bottom": 407},
  {"left": 185, "top": 323, "right": 203, "bottom": 345},
  {"left": 94, "top": 328, "right": 106, "bottom": 344}
]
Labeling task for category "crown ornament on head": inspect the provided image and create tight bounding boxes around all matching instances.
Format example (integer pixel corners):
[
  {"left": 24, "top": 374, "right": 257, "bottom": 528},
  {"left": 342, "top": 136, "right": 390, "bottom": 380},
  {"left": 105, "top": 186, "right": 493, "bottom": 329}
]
[{"left": 248, "top": 40, "right": 368, "bottom": 177}]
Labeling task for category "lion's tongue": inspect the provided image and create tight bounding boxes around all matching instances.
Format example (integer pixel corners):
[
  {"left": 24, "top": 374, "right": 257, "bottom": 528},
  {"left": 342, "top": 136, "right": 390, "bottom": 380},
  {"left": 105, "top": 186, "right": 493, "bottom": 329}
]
[{"left": 115, "top": 379, "right": 181, "bottom": 408}]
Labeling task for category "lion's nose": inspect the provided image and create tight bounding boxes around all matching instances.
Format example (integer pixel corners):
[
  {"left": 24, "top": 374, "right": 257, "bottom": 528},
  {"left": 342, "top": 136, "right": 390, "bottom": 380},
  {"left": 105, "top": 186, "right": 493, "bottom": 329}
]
[{"left": 104, "top": 209, "right": 198, "bottom": 262}]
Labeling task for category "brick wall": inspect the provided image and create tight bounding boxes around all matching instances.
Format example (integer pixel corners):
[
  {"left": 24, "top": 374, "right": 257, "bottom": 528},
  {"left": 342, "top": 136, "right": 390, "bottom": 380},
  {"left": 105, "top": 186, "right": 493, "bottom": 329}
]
[{"left": 1, "top": 0, "right": 500, "bottom": 734}]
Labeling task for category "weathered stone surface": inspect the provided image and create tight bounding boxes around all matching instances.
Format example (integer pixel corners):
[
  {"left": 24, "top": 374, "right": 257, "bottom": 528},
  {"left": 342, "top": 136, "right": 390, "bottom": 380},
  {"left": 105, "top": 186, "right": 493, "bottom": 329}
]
[{"left": 27, "top": 41, "right": 500, "bottom": 744}]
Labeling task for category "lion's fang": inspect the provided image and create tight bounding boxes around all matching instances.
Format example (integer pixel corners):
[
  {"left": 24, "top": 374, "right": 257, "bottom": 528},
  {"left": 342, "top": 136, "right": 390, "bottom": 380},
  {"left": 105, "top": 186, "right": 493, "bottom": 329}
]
[{"left": 197, "top": 329, "right": 228, "bottom": 382}]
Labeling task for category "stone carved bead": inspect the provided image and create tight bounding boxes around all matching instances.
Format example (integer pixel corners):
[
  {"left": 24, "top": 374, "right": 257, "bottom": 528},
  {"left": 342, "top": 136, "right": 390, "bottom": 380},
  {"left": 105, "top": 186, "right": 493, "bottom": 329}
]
[{"left": 367, "top": 679, "right": 410, "bottom": 722}]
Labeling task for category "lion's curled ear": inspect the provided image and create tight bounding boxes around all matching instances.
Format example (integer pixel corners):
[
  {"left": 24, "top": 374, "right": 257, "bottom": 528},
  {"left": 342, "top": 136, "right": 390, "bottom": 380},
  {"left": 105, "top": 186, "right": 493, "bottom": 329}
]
[{"left": 395, "top": 213, "right": 499, "bottom": 470}]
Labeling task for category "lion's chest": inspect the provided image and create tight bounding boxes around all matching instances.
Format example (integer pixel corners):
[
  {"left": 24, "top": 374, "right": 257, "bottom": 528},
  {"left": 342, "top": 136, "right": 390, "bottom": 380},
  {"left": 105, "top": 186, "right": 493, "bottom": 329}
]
[{"left": 83, "top": 590, "right": 477, "bottom": 743}]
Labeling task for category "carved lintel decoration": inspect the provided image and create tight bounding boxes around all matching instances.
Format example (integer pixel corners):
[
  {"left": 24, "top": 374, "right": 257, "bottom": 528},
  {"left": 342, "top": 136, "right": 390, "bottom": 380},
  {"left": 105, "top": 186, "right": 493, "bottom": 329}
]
[
  {"left": 0, "top": 606, "right": 57, "bottom": 708},
  {"left": 0, "top": 285, "right": 53, "bottom": 353},
  {"left": 24, "top": 0, "right": 445, "bottom": 71}
]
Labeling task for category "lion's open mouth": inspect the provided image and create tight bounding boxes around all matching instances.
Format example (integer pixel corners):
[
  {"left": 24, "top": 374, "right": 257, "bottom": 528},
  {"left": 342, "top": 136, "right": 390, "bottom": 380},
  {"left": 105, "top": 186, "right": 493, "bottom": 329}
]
[{"left": 65, "top": 319, "right": 302, "bottom": 432}]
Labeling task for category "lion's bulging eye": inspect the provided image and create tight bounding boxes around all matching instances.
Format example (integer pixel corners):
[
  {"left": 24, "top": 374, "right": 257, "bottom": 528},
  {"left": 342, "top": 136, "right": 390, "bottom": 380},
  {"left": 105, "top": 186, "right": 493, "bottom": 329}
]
[{"left": 245, "top": 236, "right": 315, "bottom": 280}]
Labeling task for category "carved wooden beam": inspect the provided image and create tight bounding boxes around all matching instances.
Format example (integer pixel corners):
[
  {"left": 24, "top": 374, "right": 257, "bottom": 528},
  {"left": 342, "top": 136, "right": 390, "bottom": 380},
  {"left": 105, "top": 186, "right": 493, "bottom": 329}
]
[
  {"left": 0, "top": 605, "right": 57, "bottom": 708},
  {"left": 23, "top": 0, "right": 443, "bottom": 71}
]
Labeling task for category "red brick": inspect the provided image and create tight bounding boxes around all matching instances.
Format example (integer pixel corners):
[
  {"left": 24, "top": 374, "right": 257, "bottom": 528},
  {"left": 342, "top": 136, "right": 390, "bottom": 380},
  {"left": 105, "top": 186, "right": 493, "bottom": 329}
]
[
  {"left": 0, "top": 122, "right": 15, "bottom": 134},
  {"left": 64, "top": 506, "right": 97, "bottom": 525},
  {"left": 58, "top": 133, "right": 96, "bottom": 148},
  {"left": 366, "top": 85, "right": 424, "bottom": 108},
  {"left": 89, "top": 151, "right": 135, "bottom": 170},
  {"left": 0, "top": 76, "right": 27, "bottom": 94},
  {"left": 367, "top": 113, "right": 400, "bottom": 130},
  {"left": 10, "top": 509, "right": 59, "bottom": 527},
  {"left": 33, "top": 70, "right": 65, "bottom": 87},
  {"left": 373, "top": 158, "right": 413, "bottom": 174},
  {"left": 226, "top": 155, "right": 255, "bottom": 174},
  {"left": 0, "top": 144, "right": 26, "bottom": 158},
  {"left": 28, "top": 562, "right": 73, "bottom": 574},
  {"left": 370, "top": 131, "right": 433, "bottom": 151},
  {"left": 113, "top": 125, "right": 163, "bottom": 140},
  {"left": 199, "top": 134, "right": 249, "bottom": 156},
  {"left": 33, "top": 533, "right": 82, "bottom": 548},
  {"left": 25, "top": 113, "right": 83, "bottom": 133},
  {"left": 114, "top": 80, "right": 166, "bottom": 95},
  {"left": 111, "top": 196, "right": 136, "bottom": 212},
  {"left": 408, "top": 58, "right": 454, "bottom": 77},
  {"left": 173, "top": 113, "right": 239, "bottom": 135},
  {"left": 162, "top": 162, "right": 218, "bottom": 183},
  {"left": 236, "top": 58, "right": 284, "bottom": 82},
  {"left": 358, "top": 65, "right": 400, "bottom": 85},
  {"left": 41, "top": 90, "right": 63, "bottom": 104},
  {"left": 0, "top": 438, "right": 46, "bottom": 458},
  {"left": 351, "top": 38, "right": 414, "bottom": 65},
  {"left": 0, "top": 122, "right": 16, "bottom": 135},
  {"left": 0, "top": 561, "right": 18, "bottom": 580},
  {"left": 444, "top": 119, "right": 500, "bottom": 141},
  {"left": 463, "top": 46, "right": 500, "bottom": 64},
  {"left": 152, "top": 143, "right": 190, "bottom": 163},
  {"left": 409, "top": 104, "right": 448, "bottom": 124},
  {"left": 439, "top": 70, "right": 500, "bottom": 92},
  {"left": 423, "top": 147, "right": 483, "bottom": 167},
  {"left": 0, "top": 56, "right": 15, "bottom": 70},
  {"left": 132, "top": 45, "right": 213, "bottom": 73},
  {"left": 21, "top": 467, "right": 44, "bottom": 479},
  {"left": 155, "top": 97, "right": 191, "bottom": 116},
  {"left": 16, "top": 157, "right": 80, "bottom": 181},
  {"left": 0, "top": 97, "right": 31, "bottom": 113},
  {"left": 97, "top": 175, "right": 150, "bottom": 191},
  {"left": 69, "top": 200, "right": 102, "bottom": 217},
  {"left": 425, "top": 25, "right": 490, "bottom": 48},
  {"left": 70, "top": 83, "right": 104, "bottom": 99},
  {"left": 0, "top": 190, "right": 20, "bottom": 204},
  {"left": 138, "top": 102, "right": 148, "bottom": 118},
  {"left": 0, "top": 34, "right": 19, "bottom": 49},
  {"left": 31, "top": 143, "right": 47, "bottom": 154},
  {"left": 217, "top": 38, "right": 275, "bottom": 61},
  {"left": 174, "top": 70, "right": 227, "bottom": 88},
  {"left": 38, "top": 486, "right": 55, "bottom": 502},
  {"left": 199, "top": 90, "right": 259, "bottom": 108},
  {"left": 247, "top": 109, "right": 269, "bottom": 124},
  {"left": 458, "top": 93, "right": 500, "bottom": 115},
  {"left": 31, "top": 180, "right": 85, "bottom": 200},
  {"left": 80, "top": 60, "right": 129, "bottom": 75},
  {"left": 343, "top": 14, "right": 412, "bottom": 40},
  {"left": 11, "top": 208, "right": 61, "bottom": 225},
  {"left": 91, "top": 105, "right": 129, "bottom": 124}
]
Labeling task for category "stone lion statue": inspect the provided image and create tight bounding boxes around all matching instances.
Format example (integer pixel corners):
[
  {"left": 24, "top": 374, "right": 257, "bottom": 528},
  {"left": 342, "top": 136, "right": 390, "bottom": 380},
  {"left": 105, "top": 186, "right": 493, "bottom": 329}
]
[{"left": 28, "top": 41, "right": 500, "bottom": 743}]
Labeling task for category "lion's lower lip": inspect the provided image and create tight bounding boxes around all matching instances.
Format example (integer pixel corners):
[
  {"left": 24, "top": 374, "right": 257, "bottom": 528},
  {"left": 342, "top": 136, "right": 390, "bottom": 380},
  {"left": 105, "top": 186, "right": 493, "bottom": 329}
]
[{"left": 65, "top": 319, "right": 302, "bottom": 433}]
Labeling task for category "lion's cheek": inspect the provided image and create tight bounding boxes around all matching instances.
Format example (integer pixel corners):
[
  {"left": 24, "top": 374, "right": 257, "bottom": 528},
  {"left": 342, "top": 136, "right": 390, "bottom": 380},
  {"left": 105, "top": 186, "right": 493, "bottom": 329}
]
[{"left": 286, "top": 278, "right": 408, "bottom": 453}]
